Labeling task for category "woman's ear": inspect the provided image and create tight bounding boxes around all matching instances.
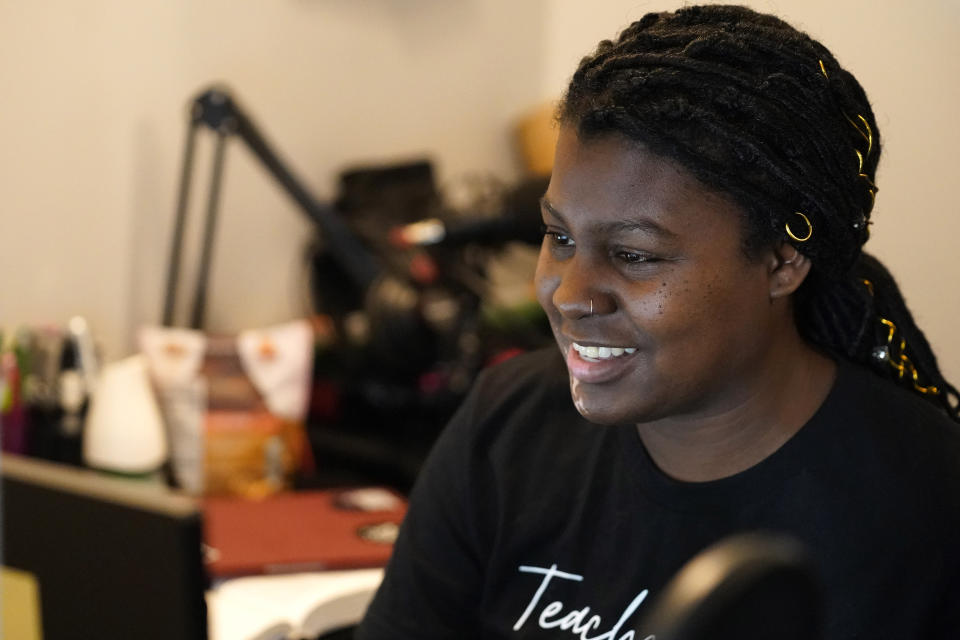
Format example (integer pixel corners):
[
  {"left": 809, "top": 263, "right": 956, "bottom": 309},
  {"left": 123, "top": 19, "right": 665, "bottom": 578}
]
[{"left": 767, "top": 243, "right": 811, "bottom": 299}]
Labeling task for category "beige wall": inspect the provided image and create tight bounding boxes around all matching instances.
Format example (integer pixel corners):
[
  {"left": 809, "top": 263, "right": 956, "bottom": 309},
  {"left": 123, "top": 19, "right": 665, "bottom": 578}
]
[
  {"left": 2, "top": 0, "right": 958, "bottom": 384},
  {"left": 0, "top": 0, "right": 546, "bottom": 355}
]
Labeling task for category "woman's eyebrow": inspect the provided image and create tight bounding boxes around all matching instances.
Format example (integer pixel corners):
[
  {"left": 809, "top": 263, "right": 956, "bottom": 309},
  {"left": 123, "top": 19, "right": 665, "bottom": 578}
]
[
  {"left": 539, "top": 197, "right": 564, "bottom": 222},
  {"left": 540, "top": 197, "right": 677, "bottom": 239},
  {"left": 598, "top": 219, "right": 678, "bottom": 240}
]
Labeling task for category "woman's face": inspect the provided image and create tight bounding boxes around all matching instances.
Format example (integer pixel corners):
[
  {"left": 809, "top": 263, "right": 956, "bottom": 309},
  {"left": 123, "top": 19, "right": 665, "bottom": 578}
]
[{"left": 535, "top": 127, "right": 783, "bottom": 425}]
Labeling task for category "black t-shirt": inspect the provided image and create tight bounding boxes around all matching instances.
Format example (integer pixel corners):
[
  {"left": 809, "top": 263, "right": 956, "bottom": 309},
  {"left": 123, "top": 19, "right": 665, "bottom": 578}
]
[{"left": 358, "top": 348, "right": 960, "bottom": 639}]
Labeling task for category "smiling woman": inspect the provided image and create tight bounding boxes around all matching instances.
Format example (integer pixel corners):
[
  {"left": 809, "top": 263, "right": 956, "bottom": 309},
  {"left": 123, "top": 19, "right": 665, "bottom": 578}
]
[
  {"left": 536, "top": 130, "right": 836, "bottom": 482},
  {"left": 358, "top": 6, "right": 960, "bottom": 639}
]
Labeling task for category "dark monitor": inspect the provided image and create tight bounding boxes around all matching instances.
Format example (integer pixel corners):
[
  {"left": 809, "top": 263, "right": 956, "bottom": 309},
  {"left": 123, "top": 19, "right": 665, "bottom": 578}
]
[{"left": 1, "top": 453, "right": 208, "bottom": 640}]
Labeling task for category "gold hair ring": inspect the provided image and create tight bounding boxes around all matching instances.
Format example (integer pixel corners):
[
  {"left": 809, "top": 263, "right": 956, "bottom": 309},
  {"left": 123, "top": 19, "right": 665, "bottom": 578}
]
[
  {"left": 785, "top": 211, "right": 813, "bottom": 243},
  {"left": 871, "top": 310, "right": 940, "bottom": 396},
  {"left": 855, "top": 150, "right": 878, "bottom": 189},
  {"left": 845, "top": 113, "right": 873, "bottom": 157},
  {"left": 817, "top": 59, "right": 879, "bottom": 221},
  {"left": 855, "top": 149, "right": 879, "bottom": 204}
]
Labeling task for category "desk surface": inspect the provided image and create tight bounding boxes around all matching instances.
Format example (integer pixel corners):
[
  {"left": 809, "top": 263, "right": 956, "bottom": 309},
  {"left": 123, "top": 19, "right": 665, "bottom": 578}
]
[{"left": 203, "top": 488, "right": 406, "bottom": 579}]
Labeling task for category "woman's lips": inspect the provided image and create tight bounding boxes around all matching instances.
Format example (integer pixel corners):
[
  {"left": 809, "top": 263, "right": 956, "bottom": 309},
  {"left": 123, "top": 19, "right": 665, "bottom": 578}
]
[{"left": 565, "top": 343, "right": 639, "bottom": 384}]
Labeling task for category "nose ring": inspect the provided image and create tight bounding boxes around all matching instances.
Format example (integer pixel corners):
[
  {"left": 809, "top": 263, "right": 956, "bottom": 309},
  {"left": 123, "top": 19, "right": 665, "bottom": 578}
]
[{"left": 589, "top": 299, "right": 594, "bottom": 315}]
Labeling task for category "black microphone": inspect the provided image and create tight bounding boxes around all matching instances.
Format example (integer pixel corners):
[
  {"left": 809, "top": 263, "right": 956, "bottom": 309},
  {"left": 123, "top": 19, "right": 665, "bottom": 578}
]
[{"left": 390, "top": 176, "right": 548, "bottom": 248}]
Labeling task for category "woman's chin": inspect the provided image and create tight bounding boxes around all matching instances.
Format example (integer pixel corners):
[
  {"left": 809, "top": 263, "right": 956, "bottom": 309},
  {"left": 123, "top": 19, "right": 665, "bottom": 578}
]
[{"left": 571, "top": 396, "right": 633, "bottom": 425}]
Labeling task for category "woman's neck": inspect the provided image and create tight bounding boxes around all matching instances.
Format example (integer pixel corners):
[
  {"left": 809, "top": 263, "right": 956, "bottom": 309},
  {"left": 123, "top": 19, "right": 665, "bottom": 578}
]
[{"left": 635, "top": 334, "right": 837, "bottom": 483}]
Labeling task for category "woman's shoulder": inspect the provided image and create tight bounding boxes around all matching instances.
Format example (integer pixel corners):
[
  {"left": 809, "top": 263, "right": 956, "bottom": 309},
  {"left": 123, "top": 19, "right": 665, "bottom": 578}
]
[
  {"left": 834, "top": 359, "right": 960, "bottom": 442},
  {"left": 470, "top": 347, "right": 569, "bottom": 404},
  {"left": 828, "top": 359, "right": 960, "bottom": 497}
]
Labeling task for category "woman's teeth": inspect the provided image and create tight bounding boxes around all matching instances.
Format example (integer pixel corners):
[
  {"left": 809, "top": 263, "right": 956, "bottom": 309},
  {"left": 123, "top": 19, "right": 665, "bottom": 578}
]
[{"left": 572, "top": 342, "right": 637, "bottom": 360}]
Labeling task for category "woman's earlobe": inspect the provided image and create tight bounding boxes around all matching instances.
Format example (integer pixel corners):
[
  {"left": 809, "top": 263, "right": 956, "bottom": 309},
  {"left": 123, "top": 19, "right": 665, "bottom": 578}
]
[{"left": 769, "top": 244, "right": 811, "bottom": 299}]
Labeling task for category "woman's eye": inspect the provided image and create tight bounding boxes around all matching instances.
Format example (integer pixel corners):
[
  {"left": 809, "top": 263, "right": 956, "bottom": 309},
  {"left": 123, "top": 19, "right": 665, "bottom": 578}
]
[
  {"left": 544, "top": 230, "right": 574, "bottom": 247},
  {"left": 617, "top": 250, "right": 655, "bottom": 264}
]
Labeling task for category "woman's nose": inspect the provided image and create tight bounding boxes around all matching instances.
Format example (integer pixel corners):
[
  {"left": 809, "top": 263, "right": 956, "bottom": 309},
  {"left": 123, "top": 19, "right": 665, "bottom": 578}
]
[{"left": 551, "top": 260, "right": 598, "bottom": 319}]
